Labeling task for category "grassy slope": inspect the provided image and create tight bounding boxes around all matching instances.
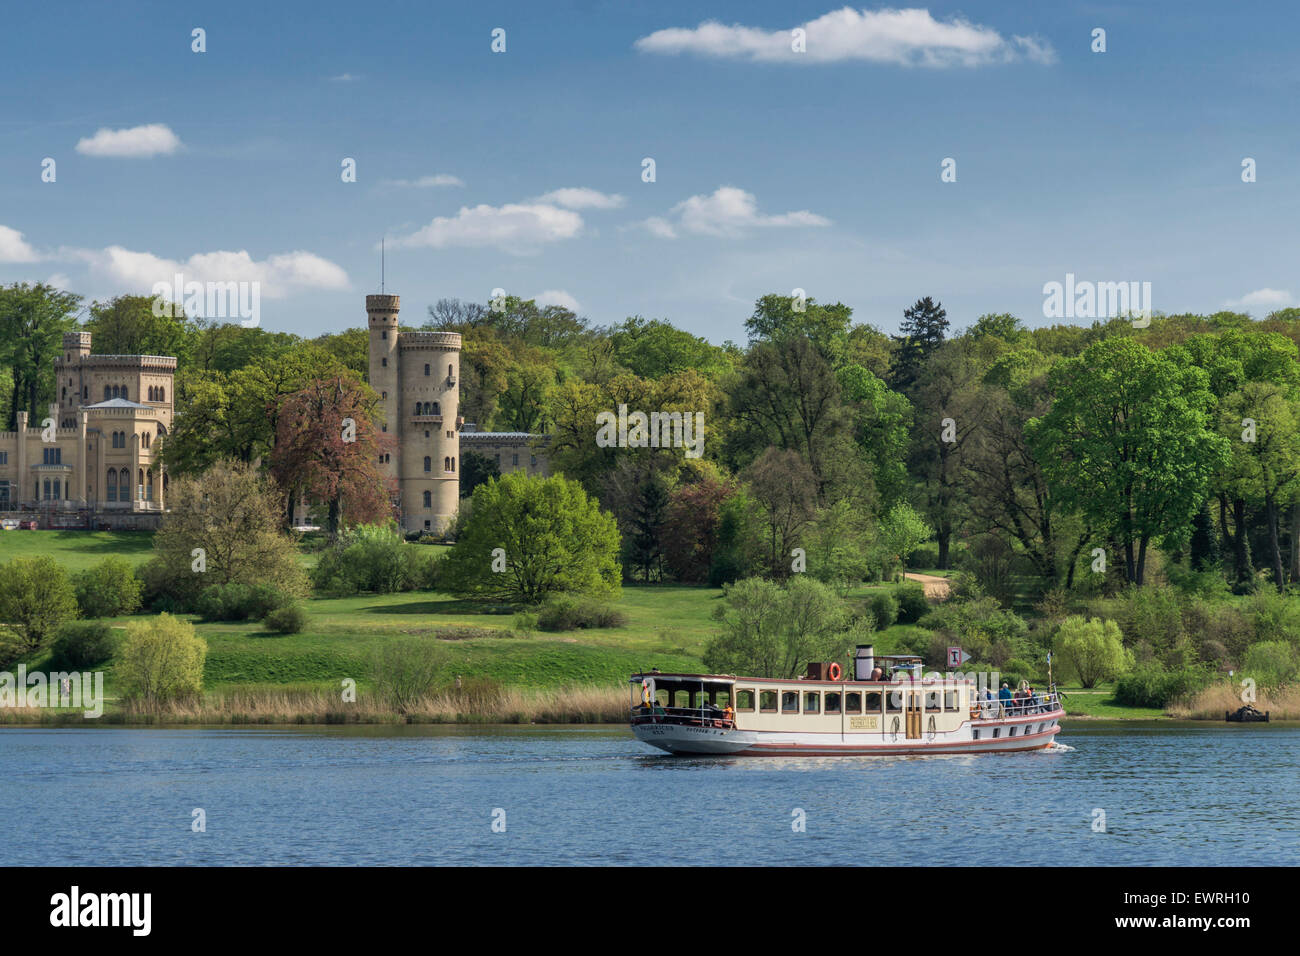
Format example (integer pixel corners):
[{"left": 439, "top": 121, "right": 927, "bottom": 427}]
[{"left": 0, "top": 531, "right": 1168, "bottom": 719}]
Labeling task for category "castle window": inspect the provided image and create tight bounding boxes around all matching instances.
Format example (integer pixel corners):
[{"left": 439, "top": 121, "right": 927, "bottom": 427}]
[
  {"left": 530, "top": 455, "right": 537, "bottom": 467},
  {"left": 424, "top": 364, "right": 430, "bottom": 376},
  {"left": 43, "top": 448, "right": 61, "bottom": 465},
  {"left": 423, "top": 456, "right": 431, "bottom": 472},
  {"left": 83, "top": 387, "right": 87, "bottom": 399},
  {"left": 448, "top": 364, "right": 453, "bottom": 378},
  {"left": 432, "top": 402, "right": 440, "bottom": 416},
  {"left": 450, "top": 457, "right": 456, "bottom": 472},
  {"left": 159, "top": 386, "right": 165, "bottom": 402},
  {"left": 106, "top": 469, "right": 117, "bottom": 502},
  {"left": 0, "top": 453, "right": 6, "bottom": 465},
  {"left": 119, "top": 468, "right": 129, "bottom": 496},
  {"left": 424, "top": 431, "right": 430, "bottom": 438},
  {"left": 104, "top": 386, "right": 111, "bottom": 401},
  {"left": 512, "top": 453, "right": 519, "bottom": 467},
  {"left": 423, "top": 491, "right": 432, "bottom": 508},
  {"left": 381, "top": 330, "right": 387, "bottom": 339},
  {"left": 381, "top": 358, "right": 388, "bottom": 367},
  {"left": 146, "top": 470, "right": 154, "bottom": 501},
  {"left": 443, "top": 457, "right": 451, "bottom": 472}
]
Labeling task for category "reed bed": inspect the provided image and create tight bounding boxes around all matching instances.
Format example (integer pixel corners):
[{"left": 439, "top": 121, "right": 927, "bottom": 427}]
[
  {"left": 1, "top": 682, "right": 631, "bottom": 725},
  {"left": 1167, "top": 682, "right": 1300, "bottom": 720}
]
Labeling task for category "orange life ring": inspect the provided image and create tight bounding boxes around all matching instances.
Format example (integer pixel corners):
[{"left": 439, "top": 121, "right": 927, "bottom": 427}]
[{"left": 827, "top": 662, "right": 842, "bottom": 681}]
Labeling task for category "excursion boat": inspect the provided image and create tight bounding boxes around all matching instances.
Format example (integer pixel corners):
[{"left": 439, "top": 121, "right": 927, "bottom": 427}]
[{"left": 629, "top": 645, "right": 1064, "bottom": 757}]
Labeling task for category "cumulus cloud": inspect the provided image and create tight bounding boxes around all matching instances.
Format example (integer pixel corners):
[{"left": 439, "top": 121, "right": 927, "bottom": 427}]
[
  {"left": 0, "top": 224, "right": 39, "bottom": 262},
  {"left": 635, "top": 7, "right": 1056, "bottom": 67},
  {"left": 390, "top": 202, "right": 584, "bottom": 253},
  {"left": 640, "top": 186, "right": 830, "bottom": 239},
  {"left": 1227, "top": 288, "right": 1295, "bottom": 312},
  {"left": 74, "top": 246, "right": 349, "bottom": 299},
  {"left": 534, "top": 289, "right": 581, "bottom": 311},
  {"left": 383, "top": 174, "right": 465, "bottom": 188},
  {"left": 75, "top": 123, "right": 183, "bottom": 158},
  {"left": 532, "top": 187, "right": 625, "bottom": 210}
]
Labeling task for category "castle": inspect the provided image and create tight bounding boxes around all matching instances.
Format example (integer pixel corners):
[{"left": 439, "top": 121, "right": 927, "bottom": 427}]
[
  {"left": 0, "top": 295, "right": 544, "bottom": 531},
  {"left": 0, "top": 331, "right": 174, "bottom": 527}
]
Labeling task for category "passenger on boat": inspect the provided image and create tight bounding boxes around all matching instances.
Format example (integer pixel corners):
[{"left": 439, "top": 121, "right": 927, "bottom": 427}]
[
  {"left": 724, "top": 704, "right": 735, "bottom": 725},
  {"left": 869, "top": 665, "right": 884, "bottom": 681}
]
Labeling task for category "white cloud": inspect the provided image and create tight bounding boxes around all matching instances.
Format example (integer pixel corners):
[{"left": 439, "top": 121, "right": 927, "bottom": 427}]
[
  {"left": 75, "top": 123, "right": 183, "bottom": 158},
  {"left": 534, "top": 289, "right": 581, "bottom": 311},
  {"left": 640, "top": 186, "right": 831, "bottom": 239},
  {"left": 76, "top": 246, "right": 349, "bottom": 298},
  {"left": 533, "top": 187, "right": 625, "bottom": 210},
  {"left": 384, "top": 174, "right": 465, "bottom": 188},
  {"left": 390, "top": 202, "right": 584, "bottom": 253},
  {"left": 1227, "top": 288, "right": 1295, "bottom": 311},
  {"left": 635, "top": 7, "right": 1056, "bottom": 67},
  {"left": 0, "top": 225, "right": 39, "bottom": 262},
  {"left": 330, "top": 73, "right": 360, "bottom": 82}
]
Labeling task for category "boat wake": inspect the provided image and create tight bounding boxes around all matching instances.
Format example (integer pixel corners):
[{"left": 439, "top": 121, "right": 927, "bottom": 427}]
[{"left": 1045, "top": 742, "right": 1075, "bottom": 753}]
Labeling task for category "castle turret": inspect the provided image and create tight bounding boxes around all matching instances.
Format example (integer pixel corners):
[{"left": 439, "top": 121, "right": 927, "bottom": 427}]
[{"left": 367, "top": 294, "right": 401, "bottom": 487}]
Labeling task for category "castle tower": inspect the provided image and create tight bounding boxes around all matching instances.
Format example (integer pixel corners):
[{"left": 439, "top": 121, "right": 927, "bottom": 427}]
[
  {"left": 55, "top": 331, "right": 93, "bottom": 428},
  {"left": 366, "top": 293, "right": 462, "bottom": 534}
]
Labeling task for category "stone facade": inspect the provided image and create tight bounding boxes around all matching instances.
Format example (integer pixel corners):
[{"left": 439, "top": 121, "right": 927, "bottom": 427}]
[{"left": 0, "top": 332, "right": 173, "bottom": 527}]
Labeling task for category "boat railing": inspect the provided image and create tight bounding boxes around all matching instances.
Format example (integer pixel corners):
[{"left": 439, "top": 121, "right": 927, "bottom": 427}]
[
  {"left": 971, "top": 691, "right": 1062, "bottom": 720},
  {"left": 630, "top": 706, "right": 736, "bottom": 729}
]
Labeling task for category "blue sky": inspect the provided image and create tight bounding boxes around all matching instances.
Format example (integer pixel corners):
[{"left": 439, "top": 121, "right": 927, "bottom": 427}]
[{"left": 2, "top": 0, "right": 1297, "bottom": 343}]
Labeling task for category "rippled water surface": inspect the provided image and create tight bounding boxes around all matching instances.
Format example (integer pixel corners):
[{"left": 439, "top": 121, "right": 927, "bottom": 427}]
[{"left": 2, "top": 722, "right": 1296, "bottom": 865}]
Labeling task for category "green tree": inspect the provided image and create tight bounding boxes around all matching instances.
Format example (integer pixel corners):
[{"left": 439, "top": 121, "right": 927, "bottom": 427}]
[
  {"left": 117, "top": 613, "right": 207, "bottom": 703},
  {"left": 72, "top": 557, "right": 143, "bottom": 618},
  {"left": 442, "top": 472, "right": 621, "bottom": 603},
  {"left": 703, "top": 576, "right": 858, "bottom": 678},
  {"left": 1027, "top": 338, "right": 1229, "bottom": 585},
  {"left": 0, "top": 556, "right": 79, "bottom": 651},
  {"left": 890, "top": 296, "right": 948, "bottom": 393},
  {"left": 85, "top": 294, "right": 194, "bottom": 363},
  {"left": 876, "top": 502, "right": 933, "bottom": 580},
  {"left": 0, "top": 282, "right": 82, "bottom": 431},
  {"left": 1056, "top": 615, "right": 1132, "bottom": 688}
]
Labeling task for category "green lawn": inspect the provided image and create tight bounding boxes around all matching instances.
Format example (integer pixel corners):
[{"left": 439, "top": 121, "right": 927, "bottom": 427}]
[{"left": 0, "top": 530, "right": 154, "bottom": 570}]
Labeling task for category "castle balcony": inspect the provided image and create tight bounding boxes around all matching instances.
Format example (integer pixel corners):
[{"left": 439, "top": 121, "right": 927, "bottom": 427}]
[{"left": 410, "top": 415, "right": 444, "bottom": 424}]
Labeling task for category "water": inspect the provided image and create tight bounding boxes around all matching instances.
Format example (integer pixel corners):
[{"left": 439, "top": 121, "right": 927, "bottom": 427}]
[{"left": 2, "top": 721, "right": 1296, "bottom": 865}]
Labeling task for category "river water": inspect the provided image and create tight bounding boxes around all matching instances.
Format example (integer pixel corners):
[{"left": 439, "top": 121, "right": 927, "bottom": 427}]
[{"left": 2, "top": 721, "right": 1295, "bottom": 865}]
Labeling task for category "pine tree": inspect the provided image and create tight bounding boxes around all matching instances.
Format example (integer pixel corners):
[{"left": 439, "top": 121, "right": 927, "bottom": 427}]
[{"left": 891, "top": 296, "right": 948, "bottom": 393}]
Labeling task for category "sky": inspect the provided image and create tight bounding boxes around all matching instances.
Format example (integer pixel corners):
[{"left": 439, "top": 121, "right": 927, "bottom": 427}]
[{"left": 1, "top": 0, "right": 1298, "bottom": 344}]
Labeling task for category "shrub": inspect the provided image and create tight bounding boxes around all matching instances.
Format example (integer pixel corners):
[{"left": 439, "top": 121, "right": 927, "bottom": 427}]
[
  {"left": 48, "top": 621, "right": 117, "bottom": 670},
  {"left": 892, "top": 582, "right": 930, "bottom": 623},
  {"left": 72, "top": 557, "right": 143, "bottom": 619},
  {"left": 371, "top": 640, "right": 449, "bottom": 713},
  {"left": 536, "top": 597, "right": 629, "bottom": 631},
  {"left": 1113, "top": 662, "right": 1210, "bottom": 708},
  {"left": 1244, "top": 588, "right": 1300, "bottom": 647},
  {"left": 262, "top": 604, "right": 308, "bottom": 634},
  {"left": 311, "top": 523, "right": 435, "bottom": 595},
  {"left": 1055, "top": 616, "right": 1132, "bottom": 688},
  {"left": 866, "top": 591, "right": 899, "bottom": 629},
  {"left": 196, "top": 581, "right": 291, "bottom": 621},
  {"left": 117, "top": 614, "right": 207, "bottom": 703},
  {"left": 0, "top": 556, "right": 79, "bottom": 652},
  {"left": 1242, "top": 641, "right": 1300, "bottom": 688}
]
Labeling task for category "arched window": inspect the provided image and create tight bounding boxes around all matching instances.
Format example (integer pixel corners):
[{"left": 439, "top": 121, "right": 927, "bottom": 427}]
[
  {"left": 423, "top": 491, "right": 432, "bottom": 508},
  {"left": 106, "top": 468, "right": 117, "bottom": 502},
  {"left": 119, "top": 468, "right": 129, "bottom": 498},
  {"left": 104, "top": 386, "right": 111, "bottom": 401},
  {"left": 451, "top": 457, "right": 456, "bottom": 472},
  {"left": 443, "top": 456, "right": 451, "bottom": 472},
  {"left": 146, "top": 470, "right": 154, "bottom": 501},
  {"left": 159, "top": 386, "right": 165, "bottom": 402},
  {"left": 423, "top": 456, "right": 432, "bottom": 473},
  {"left": 137, "top": 469, "right": 144, "bottom": 499},
  {"left": 448, "top": 364, "right": 453, "bottom": 379},
  {"left": 147, "top": 386, "right": 153, "bottom": 401}
]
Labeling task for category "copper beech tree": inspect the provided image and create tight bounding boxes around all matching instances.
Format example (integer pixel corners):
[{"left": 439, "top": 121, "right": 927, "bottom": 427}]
[{"left": 269, "top": 376, "right": 395, "bottom": 533}]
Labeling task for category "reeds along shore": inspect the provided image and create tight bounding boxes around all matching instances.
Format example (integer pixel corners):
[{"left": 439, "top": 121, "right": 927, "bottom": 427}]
[
  {"left": 1166, "top": 683, "right": 1300, "bottom": 720},
  {"left": 0, "top": 683, "right": 631, "bottom": 725}
]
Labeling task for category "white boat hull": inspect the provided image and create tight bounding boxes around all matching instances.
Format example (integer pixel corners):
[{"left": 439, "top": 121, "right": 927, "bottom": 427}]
[{"left": 633, "top": 711, "right": 1064, "bottom": 757}]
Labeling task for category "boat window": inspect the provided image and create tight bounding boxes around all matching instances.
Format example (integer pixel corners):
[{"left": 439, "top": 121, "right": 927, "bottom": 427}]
[
  {"left": 760, "top": 691, "right": 777, "bottom": 713},
  {"left": 781, "top": 691, "right": 799, "bottom": 714},
  {"left": 804, "top": 691, "right": 820, "bottom": 714},
  {"left": 824, "top": 692, "right": 841, "bottom": 715},
  {"left": 865, "top": 691, "right": 883, "bottom": 713},
  {"left": 945, "top": 691, "right": 959, "bottom": 711},
  {"left": 844, "top": 692, "right": 862, "bottom": 714},
  {"left": 973, "top": 729, "right": 980, "bottom": 740},
  {"left": 885, "top": 690, "right": 903, "bottom": 713},
  {"left": 735, "top": 689, "right": 755, "bottom": 712},
  {"left": 925, "top": 690, "right": 941, "bottom": 712},
  {"left": 1009, "top": 726, "right": 1016, "bottom": 736},
  {"left": 992, "top": 727, "right": 1000, "bottom": 738}
]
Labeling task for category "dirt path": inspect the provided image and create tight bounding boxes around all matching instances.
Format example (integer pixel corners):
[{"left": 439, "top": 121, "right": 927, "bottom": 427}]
[{"left": 904, "top": 572, "right": 952, "bottom": 600}]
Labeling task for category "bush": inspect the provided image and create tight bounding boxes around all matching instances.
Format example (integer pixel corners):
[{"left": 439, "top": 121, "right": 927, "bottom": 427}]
[
  {"left": 48, "top": 621, "right": 117, "bottom": 670},
  {"left": 117, "top": 614, "right": 207, "bottom": 703},
  {"left": 1055, "top": 615, "right": 1132, "bottom": 688},
  {"left": 1242, "top": 641, "right": 1300, "bottom": 688},
  {"left": 536, "top": 597, "right": 629, "bottom": 631},
  {"left": 1113, "top": 662, "right": 1210, "bottom": 708},
  {"left": 311, "top": 523, "right": 435, "bottom": 595},
  {"left": 196, "top": 581, "right": 291, "bottom": 621},
  {"left": 866, "top": 591, "right": 899, "bottom": 629},
  {"left": 371, "top": 640, "right": 449, "bottom": 712},
  {"left": 0, "top": 556, "right": 79, "bottom": 652},
  {"left": 72, "top": 557, "right": 143, "bottom": 619},
  {"left": 262, "top": 604, "right": 308, "bottom": 634},
  {"left": 892, "top": 582, "right": 930, "bottom": 624}
]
